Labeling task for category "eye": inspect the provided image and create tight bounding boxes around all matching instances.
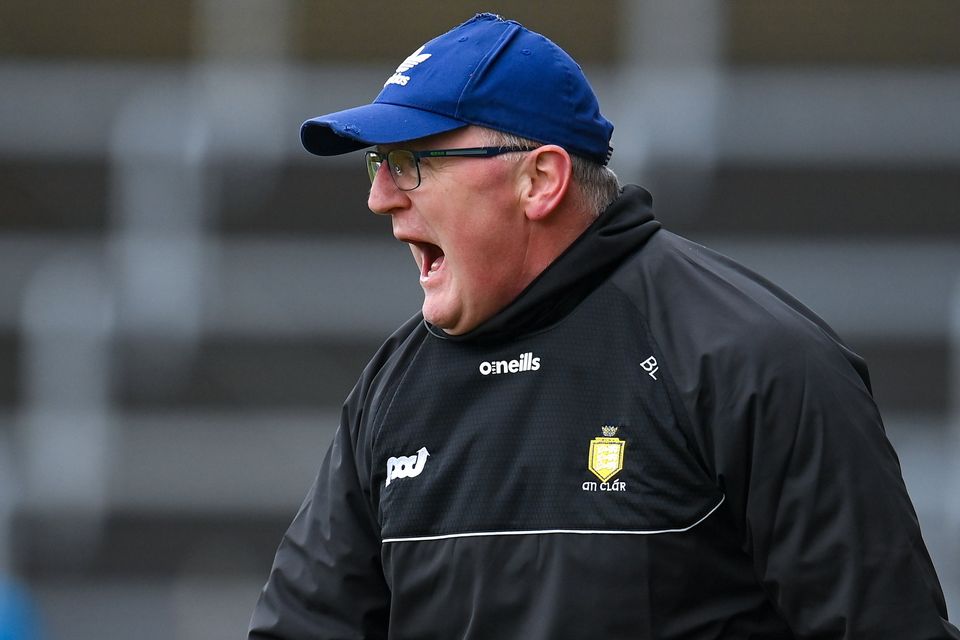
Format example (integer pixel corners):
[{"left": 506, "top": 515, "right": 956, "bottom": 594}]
[
  {"left": 400, "top": 153, "right": 417, "bottom": 174},
  {"left": 384, "top": 151, "right": 420, "bottom": 190}
]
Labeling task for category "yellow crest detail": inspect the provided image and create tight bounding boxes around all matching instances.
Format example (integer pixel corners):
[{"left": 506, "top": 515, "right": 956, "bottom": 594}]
[{"left": 588, "top": 436, "right": 625, "bottom": 482}]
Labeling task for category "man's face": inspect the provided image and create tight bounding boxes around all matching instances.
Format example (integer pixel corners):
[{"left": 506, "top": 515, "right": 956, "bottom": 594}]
[{"left": 367, "top": 127, "right": 533, "bottom": 335}]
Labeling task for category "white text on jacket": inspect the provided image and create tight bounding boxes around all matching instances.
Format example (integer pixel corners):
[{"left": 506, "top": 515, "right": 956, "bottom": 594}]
[
  {"left": 385, "top": 447, "right": 430, "bottom": 487},
  {"left": 479, "top": 352, "right": 541, "bottom": 376}
]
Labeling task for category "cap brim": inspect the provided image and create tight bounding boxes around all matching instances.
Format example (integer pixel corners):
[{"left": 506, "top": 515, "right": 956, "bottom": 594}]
[{"left": 300, "top": 102, "right": 468, "bottom": 156}]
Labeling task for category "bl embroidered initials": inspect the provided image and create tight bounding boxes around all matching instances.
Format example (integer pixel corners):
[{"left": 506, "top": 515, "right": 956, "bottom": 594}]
[{"left": 641, "top": 356, "right": 659, "bottom": 380}]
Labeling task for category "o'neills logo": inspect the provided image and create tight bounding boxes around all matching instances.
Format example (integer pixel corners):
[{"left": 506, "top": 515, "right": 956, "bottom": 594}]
[{"left": 479, "top": 352, "right": 541, "bottom": 376}]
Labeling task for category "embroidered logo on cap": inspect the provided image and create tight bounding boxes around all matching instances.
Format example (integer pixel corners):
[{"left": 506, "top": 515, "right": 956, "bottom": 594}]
[{"left": 384, "top": 46, "right": 432, "bottom": 88}]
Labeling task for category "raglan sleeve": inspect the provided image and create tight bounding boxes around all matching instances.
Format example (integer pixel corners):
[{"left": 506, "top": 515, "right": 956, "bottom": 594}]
[
  {"left": 693, "top": 329, "right": 959, "bottom": 639},
  {"left": 248, "top": 381, "right": 389, "bottom": 640}
]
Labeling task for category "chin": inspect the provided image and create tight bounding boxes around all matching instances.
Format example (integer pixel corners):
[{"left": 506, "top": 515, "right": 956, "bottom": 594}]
[
  {"left": 422, "top": 308, "right": 471, "bottom": 335},
  {"left": 422, "top": 303, "right": 456, "bottom": 332}
]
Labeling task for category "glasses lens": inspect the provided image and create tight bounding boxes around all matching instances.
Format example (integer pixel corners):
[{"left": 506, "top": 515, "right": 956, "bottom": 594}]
[
  {"left": 387, "top": 150, "right": 419, "bottom": 191},
  {"left": 365, "top": 152, "right": 381, "bottom": 185}
]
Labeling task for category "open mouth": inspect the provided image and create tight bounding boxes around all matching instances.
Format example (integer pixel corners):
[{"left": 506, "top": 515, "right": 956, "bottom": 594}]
[{"left": 414, "top": 242, "right": 445, "bottom": 282}]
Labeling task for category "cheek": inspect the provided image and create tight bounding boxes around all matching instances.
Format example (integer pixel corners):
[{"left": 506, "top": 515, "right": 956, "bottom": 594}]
[
  {"left": 448, "top": 225, "right": 523, "bottom": 302},
  {"left": 434, "top": 162, "right": 522, "bottom": 282},
  {"left": 449, "top": 215, "right": 514, "bottom": 265}
]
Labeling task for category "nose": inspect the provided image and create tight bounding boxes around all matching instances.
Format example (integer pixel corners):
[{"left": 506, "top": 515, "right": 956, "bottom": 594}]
[{"left": 367, "top": 160, "right": 411, "bottom": 215}]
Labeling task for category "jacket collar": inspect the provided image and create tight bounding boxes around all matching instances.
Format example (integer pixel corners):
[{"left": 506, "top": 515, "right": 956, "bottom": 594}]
[{"left": 426, "top": 185, "right": 660, "bottom": 342}]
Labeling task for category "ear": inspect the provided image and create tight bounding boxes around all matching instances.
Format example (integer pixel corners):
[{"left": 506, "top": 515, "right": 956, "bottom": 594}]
[{"left": 517, "top": 145, "right": 573, "bottom": 222}]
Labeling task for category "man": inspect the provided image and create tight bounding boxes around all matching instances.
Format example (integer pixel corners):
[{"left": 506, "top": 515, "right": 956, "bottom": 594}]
[{"left": 250, "top": 13, "right": 959, "bottom": 639}]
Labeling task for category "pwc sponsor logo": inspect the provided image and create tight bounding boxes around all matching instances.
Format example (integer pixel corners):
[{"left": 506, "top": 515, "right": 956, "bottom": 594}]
[
  {"left": 385, "top": 446, "right": 430, "bottom": 487},
  {"left": 478, "top": 352, "right": 541, "bottom": 376}
]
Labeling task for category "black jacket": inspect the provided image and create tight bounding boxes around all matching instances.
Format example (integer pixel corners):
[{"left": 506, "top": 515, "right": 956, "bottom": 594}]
[{"left": 250, "top": 186, "right": 958, "bottom": 639}]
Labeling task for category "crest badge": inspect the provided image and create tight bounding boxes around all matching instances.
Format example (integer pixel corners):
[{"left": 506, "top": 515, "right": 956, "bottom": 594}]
[{"left": 587, "top": 425, "right": 625, "bottom": 482}]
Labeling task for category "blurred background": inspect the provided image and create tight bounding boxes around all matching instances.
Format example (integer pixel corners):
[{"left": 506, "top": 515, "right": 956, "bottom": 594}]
[{"left": 1, "top": 1, "right": 959, "bottom": 638}]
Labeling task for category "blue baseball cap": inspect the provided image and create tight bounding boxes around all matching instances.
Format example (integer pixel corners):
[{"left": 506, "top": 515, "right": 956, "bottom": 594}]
[{"left": 300, "top": 13, "right": 614, "bottom": 165}]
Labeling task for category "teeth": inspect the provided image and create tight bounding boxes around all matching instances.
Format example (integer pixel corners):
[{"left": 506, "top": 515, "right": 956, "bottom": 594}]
[{"left": 415, "top": 244, "right": 443, "bottom": 283}]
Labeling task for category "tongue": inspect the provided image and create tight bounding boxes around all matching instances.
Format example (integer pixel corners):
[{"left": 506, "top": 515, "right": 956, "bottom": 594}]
[{"left": 429, "top": 255, "right": 445, "bottom": 273}]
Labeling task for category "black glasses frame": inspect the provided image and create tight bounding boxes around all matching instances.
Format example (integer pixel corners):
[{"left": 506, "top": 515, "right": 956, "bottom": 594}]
[{"left": 365, "top": 146, "right": 537, "bottom": 191}]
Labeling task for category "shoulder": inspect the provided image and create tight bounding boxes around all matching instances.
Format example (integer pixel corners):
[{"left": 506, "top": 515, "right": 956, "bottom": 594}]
[
  {"left": 609, "top": 230, "right": 877, "bottom": 489},
  {"left": 610, "top": 229, "right": 870, "bottom": 396},
  {"left": 342, "top": 313, "right": 428, "bottom": 434},
  {"left": 355, "top": 312, "right": 427, "bottom": 398}
]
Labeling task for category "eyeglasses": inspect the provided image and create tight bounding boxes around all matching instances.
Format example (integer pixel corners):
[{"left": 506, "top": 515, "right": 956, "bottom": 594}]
[{"left": 365, "top": 146, "right": 536, "bottom": 191}]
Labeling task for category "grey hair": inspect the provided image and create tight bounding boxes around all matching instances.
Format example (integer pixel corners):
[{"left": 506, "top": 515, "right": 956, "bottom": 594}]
[{"left": 479, "top": 128, "right": 621, "bottom": 218}]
